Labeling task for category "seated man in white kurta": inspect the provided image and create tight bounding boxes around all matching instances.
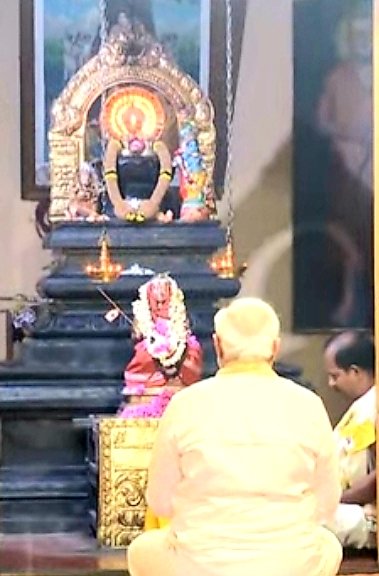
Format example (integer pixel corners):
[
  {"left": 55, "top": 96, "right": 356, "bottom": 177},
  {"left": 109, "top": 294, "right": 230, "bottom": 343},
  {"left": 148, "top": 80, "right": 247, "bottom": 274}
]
[
  {"left": 324, "top": 332, "right": 376, "bottom": 548},
  {"left": 128, "top": 297, "right": 342, "bottom": 576}
]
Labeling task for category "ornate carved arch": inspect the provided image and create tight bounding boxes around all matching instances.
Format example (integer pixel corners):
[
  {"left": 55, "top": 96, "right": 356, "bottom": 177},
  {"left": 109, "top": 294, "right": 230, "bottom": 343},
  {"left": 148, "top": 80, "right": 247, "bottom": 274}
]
[{"left": 49, "top": 34, "right": 216, "bottom": 222}]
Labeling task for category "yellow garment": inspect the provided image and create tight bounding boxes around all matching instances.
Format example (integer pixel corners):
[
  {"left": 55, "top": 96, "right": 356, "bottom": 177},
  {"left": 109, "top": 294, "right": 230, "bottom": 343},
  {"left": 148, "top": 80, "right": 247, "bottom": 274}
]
[
  {"left": 144, "top": 507, "right": 169, "bottom": 530},
  {"left": 329, "top": 387, "right": 377, "bottom": 548},
  {"left": 136, "top": 359, "right": 342, "bottom": 576},
  {"left": 334, "top": 386, "right": 376, "bottom": 489},
  {"left": 128, "top": 527, "right": 342, "bottom": 576},
  {"left": 143, "top": 361, "right": 275, "bottom": 533},
  {"left": 337, "top": 416, "right": 375, "bottom": 454}
]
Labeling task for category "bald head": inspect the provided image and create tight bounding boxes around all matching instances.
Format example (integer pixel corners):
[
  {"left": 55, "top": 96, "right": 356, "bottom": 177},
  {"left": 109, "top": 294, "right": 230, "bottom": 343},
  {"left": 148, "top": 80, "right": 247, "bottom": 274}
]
[{"left": 214, "top": 298, "right": 281, "bottom": 364}]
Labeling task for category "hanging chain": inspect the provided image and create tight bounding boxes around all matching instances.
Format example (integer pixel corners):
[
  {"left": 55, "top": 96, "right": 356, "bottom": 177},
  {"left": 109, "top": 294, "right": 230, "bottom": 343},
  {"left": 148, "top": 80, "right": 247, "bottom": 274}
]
[
  {"left": 99, "top": 0, "right": 108, "bottom": 160},
  {"left": 224, "top": 0, "right": 234, "bottom": 244},
  {"left": 97, "top": 0, "right": 109, "bottom": 213},
  {"left": 99, "top": 0, "right": 108, "bottom": 49}
]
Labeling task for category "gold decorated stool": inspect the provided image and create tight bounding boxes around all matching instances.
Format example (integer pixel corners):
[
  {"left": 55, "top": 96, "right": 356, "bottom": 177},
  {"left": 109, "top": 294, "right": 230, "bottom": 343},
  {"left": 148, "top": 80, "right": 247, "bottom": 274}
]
[{"left": 91, "top": 416, "right": 160, "bottom": 548}]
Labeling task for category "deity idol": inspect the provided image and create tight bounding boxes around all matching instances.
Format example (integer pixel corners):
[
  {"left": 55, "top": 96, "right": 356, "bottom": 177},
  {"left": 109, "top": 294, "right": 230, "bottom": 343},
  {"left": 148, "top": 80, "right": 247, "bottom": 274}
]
[
  {"left": 102, "top": 85, "right": 179, "bottom": 223},
  {"left": 174, "top": 120, "right": 209, "bottom": 221},
  {"left": 66, "top": 162, "right": 108, "bottom": 222},
  {"left": 118, "top": 274, "right": 203, "bottom": 418}
]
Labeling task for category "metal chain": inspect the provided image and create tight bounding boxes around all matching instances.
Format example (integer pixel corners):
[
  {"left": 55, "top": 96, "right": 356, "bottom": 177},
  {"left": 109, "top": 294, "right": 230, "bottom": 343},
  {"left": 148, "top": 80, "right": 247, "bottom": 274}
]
[
  {"left": 99, "top": 0, "right": 108, "bottom": 51},
  {"left": 224, "top": 0, "right": 234, "bottom": 244},
  {"left": 97, "top": 0, "right": 109, "bottom": 213},
  {"left": 99, "top": 0, "right": 108, "bottom": 159}
]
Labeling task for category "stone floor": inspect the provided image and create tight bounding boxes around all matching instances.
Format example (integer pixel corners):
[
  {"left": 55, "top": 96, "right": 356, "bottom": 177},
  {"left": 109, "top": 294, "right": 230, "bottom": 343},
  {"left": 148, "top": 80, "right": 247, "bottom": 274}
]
[
  {"left": 0, "top": 533, "right": 126, "bottom": 575},
  {"left": 339, "top": 549, "right": 378, "bottom": 575},
  {"left": 0, "top": 533, "right": 377, "bottom": 575}
]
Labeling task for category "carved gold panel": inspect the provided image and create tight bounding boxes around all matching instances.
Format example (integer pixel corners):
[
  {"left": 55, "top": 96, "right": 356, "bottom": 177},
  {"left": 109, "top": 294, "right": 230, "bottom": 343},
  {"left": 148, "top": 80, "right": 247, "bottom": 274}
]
[{"left": 97, "top": 417, "right": 159, "bottom": 548}]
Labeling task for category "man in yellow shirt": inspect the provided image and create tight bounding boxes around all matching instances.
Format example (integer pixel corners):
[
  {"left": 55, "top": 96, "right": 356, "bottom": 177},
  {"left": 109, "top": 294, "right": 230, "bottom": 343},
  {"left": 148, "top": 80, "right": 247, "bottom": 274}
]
[
  {"left": 128, "top": 298, "right": 342, "bottom": 576},
  {"left": 324, "top": 331, "right": 376, "bottom": 548}
]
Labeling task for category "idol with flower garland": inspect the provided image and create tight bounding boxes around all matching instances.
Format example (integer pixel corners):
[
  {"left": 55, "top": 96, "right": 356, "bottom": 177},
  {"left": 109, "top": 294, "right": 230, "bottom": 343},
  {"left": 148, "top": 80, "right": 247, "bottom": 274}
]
[
  {"left": 102, "top": 86, "right": 176, "bottom": 223},
  {"left": 118, "top": 274, "right": 202, "bottom": 418},
  {"left": 174, "top": 120, "right": 209, "bottom": 221}
]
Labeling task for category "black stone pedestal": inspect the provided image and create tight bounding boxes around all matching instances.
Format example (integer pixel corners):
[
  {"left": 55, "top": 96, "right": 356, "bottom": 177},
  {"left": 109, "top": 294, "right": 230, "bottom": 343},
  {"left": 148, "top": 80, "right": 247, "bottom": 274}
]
[{"left": 0, "top": 221, "right": 239, "bottom": 534}]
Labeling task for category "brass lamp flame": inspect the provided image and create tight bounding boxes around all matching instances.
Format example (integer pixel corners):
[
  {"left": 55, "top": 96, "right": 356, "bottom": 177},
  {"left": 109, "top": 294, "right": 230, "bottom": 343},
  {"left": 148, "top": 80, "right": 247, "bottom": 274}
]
[
  {"left": 85, "top": 232, "right": 123, "bottom": 283},
  {"left": 209, "top": 242, "right": 247, "bottom": 279}
]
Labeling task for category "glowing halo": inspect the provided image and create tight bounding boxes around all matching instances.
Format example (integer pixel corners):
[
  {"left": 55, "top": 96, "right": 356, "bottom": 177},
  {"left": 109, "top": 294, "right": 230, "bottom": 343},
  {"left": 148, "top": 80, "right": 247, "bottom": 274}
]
[{"left": 101, "top": 86, "right": 166, "bottom": 141}]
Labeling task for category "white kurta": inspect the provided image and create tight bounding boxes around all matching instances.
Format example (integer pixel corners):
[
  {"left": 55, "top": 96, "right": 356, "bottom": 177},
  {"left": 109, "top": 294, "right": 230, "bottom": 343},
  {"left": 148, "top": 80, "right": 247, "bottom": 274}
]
[{"left": 128, "top": 361, "right": 342, "bottom": 576}]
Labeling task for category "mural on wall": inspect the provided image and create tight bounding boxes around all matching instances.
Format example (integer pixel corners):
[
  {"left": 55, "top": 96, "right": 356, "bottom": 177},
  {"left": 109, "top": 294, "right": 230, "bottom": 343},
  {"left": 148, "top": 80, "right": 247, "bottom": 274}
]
[{"left": 293, "top": 0, "right": 373, "bottom": 330}]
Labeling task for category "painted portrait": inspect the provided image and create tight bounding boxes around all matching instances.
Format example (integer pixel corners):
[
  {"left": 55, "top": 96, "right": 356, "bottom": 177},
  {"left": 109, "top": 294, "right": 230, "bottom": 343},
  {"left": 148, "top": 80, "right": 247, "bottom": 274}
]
[{"left": 293, "top": 0, "right": 373, "bottom": 330}]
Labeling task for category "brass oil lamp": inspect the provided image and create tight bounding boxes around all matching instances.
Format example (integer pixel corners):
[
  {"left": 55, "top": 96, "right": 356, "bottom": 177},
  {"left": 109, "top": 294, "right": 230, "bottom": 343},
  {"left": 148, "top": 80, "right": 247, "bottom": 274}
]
[
  {"left": 209, "top": 241, "right": 247, "bottom": 279},
  {"left": 85, "top": 232, "right": 123, "bottom": 283}
]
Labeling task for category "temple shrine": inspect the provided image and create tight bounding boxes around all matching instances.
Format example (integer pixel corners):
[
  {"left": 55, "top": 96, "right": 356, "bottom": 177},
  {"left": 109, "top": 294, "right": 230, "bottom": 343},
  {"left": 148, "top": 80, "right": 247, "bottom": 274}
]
[
  {"left": 0, "top": 1, "right": 376, "bottom": 575},
  {"left": 0, "top": 7, "right": 239, "bottom": 549}
]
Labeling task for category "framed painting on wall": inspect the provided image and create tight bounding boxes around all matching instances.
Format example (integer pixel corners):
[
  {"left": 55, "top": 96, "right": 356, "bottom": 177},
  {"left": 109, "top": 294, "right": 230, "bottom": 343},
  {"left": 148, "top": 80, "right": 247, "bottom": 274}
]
[
  {"left": 293, "top": 0, "right": 373, "bottom": 331},
  {"left": 20, "top": 0, "right": 246, "bottom": 201}
]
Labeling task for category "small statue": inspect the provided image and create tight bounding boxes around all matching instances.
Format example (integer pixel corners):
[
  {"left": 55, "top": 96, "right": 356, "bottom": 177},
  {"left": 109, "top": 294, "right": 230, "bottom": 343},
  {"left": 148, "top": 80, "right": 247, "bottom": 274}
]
[
  {"left": 108, "top": 11, "right": 133, "bottom": 42},
  {"left": 174, "top": 121, "right": 209, "bottom": 221},
  {"left": 66, "top": 162, "right": 108, "bottom": 222},
  {"left": 118, "top": 274, "right": 202, "bottom": 418}
]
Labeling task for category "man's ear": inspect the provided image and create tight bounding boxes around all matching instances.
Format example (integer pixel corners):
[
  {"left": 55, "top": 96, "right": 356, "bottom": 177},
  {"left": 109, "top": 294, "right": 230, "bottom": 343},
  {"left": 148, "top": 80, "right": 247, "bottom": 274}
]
[
  {"left": 271, "top": 337, "right": 281, "bottom": 363},
  {"left": 213, "top": 333, "right": 224, "bottom": 367},
  {"left": 349, "top": 364, "right": 359, "bottom": 375}
]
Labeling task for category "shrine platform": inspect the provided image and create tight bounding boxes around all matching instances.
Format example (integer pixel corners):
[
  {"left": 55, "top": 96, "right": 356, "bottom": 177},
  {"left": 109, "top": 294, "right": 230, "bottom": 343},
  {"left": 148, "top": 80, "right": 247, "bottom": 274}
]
[{"left": 0, "top": 221, "right": 240, "bottom": 535}]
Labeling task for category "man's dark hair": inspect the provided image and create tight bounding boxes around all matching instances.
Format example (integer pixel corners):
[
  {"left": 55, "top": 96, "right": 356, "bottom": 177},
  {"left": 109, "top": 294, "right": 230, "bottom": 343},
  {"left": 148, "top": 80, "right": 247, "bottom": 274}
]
[{"left": 325, "top": 332, "right": 375, "bottom": 374}]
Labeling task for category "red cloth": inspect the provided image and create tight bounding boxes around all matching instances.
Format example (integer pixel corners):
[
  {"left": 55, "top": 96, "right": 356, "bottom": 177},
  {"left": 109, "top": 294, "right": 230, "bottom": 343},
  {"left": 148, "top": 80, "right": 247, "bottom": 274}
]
[{"left": 124, "top": 337, "right": 203, "bottom": 388}]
